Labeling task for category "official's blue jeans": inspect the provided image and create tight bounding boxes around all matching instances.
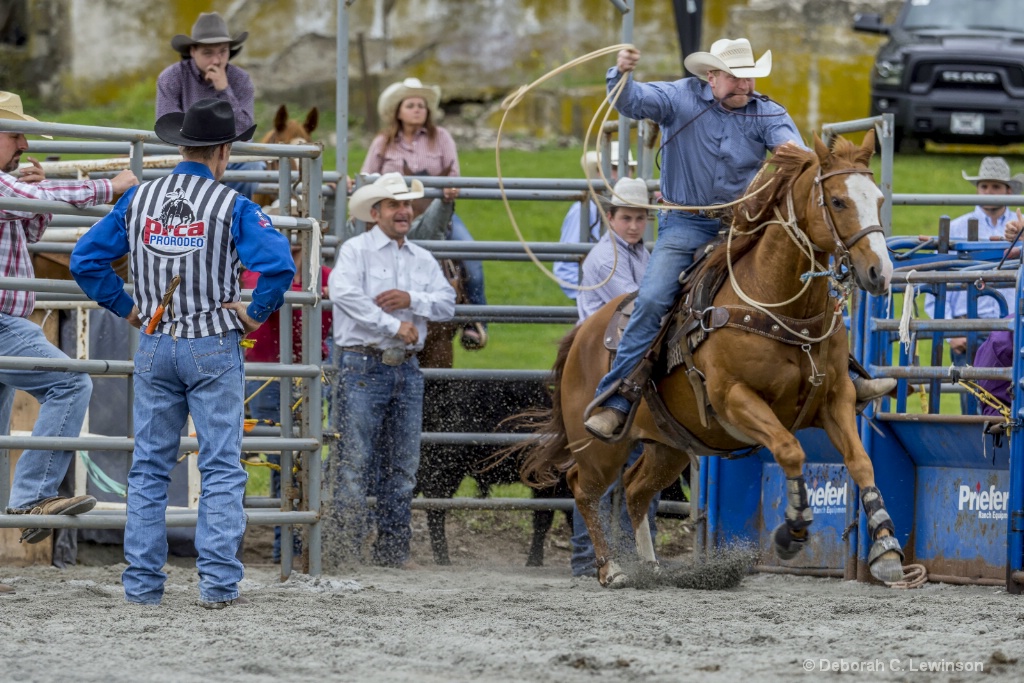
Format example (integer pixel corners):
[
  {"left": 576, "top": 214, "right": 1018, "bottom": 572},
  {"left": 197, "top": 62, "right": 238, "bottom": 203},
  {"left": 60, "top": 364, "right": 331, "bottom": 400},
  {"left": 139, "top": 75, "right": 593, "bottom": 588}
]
[
  {"left": 326, "top": 349, "right": 423, "bottom": 566},
  {"left": 124, "top": 331, "right": 248, "bottom": 605},
  {"left": 450, "top": 214, "right": 487, "bottom": 311},
  {"left": 0, "top": 313, "right": 92, "bottom": 511},
  {"left": 596, "top": 211, "right": 721, "bottom": 413},
  {"left": 224, "top": 161, "right": 267, "bottom": 200},
  {"left": 570, "top": 443, "right": 659, "bottom": 577}
]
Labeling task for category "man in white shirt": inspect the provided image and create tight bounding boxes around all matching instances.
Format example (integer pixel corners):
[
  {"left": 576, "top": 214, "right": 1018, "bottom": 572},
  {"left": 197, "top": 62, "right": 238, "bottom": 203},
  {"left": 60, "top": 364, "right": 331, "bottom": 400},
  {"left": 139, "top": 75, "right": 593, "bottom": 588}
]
[
  {"left": 326, "top": 173, "right": 456, "bottom": 568},
  {"left": 924, "top": 157, "right": 1021, "bottom": 411}
]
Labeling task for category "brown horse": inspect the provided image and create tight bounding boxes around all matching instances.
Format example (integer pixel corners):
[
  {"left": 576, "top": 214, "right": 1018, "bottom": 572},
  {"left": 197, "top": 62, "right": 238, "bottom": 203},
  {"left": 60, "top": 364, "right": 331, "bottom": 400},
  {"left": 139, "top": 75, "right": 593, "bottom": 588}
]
[
  {"left": 517, "top": 130, "right": 905, "bottom": 588},
  {"left": 252, "top": 104, "right": 319, "bottom": 209}
]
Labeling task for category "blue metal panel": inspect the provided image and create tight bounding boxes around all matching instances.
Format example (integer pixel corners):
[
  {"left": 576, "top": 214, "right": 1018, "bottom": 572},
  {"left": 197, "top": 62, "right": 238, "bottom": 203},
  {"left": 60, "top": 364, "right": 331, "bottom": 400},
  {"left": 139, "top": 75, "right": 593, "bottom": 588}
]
[
  {"left": 711, "top": 455, "right": 762, "bottom": 546},
  {"left": 913, "top": 467, "right": 1008, "bottom": 577},
  {"left": 860, "top": 419, "right": 916, "bottom": 562},
  {"left": 759, "top": 463, "right": 851, "bottom": 569},
  {"left": 885, "top": 422, "right": 1009, "bottom": 469}
]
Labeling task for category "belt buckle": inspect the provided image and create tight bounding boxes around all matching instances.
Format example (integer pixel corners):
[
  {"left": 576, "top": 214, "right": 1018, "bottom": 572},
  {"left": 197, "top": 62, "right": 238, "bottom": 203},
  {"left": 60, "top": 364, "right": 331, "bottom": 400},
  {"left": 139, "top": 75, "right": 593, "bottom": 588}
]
[{"left": 381, "top": 348, "right": 406, "bottom": 366}]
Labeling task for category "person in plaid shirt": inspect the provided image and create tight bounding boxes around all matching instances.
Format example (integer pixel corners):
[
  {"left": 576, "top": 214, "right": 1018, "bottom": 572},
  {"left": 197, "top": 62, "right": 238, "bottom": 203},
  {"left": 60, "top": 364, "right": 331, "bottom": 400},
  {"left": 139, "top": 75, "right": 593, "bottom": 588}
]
[{"left": 0, "top": 91, "right": 137, "bottom": 550}]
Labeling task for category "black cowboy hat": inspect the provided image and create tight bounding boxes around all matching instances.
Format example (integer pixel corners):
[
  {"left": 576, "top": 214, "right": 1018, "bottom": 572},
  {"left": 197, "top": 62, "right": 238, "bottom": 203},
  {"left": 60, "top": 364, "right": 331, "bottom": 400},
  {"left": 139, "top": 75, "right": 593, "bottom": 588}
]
[
  {"left": 154, "top": 99, "right": 257, "bottom": 147},
  {"left": 171, "top": 12, "right": 248, "bottom": 59}
]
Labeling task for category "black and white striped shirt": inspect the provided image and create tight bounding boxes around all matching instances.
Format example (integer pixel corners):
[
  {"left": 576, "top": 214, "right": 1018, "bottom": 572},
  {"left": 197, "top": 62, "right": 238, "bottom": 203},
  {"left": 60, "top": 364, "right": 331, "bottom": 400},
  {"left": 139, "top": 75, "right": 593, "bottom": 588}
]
[{"left": 125, "top": 171, "right": 241, "bottom": 337}]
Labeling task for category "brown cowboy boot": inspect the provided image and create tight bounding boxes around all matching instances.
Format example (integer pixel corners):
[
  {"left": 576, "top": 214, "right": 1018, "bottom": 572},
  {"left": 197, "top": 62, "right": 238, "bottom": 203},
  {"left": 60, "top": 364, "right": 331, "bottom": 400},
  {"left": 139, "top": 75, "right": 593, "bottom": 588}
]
[
  {"left": 9, "top": 495, "right": 97, "bottom": 544},
  {"left": 584, "top": 408, "right": 628, "bottom": 440}
]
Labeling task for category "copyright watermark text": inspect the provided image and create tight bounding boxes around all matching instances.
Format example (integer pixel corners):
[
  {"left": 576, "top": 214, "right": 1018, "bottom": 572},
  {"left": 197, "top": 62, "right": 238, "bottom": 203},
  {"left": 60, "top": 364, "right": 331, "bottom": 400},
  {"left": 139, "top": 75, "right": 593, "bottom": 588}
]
[{"left": 802, "top": 658, "right": 984, "bottom": 673}]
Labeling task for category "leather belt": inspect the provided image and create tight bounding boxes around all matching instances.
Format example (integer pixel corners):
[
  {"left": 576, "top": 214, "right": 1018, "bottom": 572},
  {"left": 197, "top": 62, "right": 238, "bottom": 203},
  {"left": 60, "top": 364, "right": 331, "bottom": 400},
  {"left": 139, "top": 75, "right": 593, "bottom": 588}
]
[{"left": 340, "top": 345, "right": 416, "bottom": 366}]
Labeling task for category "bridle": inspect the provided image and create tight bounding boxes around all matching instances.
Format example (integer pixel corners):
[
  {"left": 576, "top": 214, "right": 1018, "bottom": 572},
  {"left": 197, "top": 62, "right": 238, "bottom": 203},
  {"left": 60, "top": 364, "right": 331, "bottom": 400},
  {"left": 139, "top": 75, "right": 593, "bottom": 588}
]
[{"left": 813, "top": 166, "right": 885, "bottom": 266}]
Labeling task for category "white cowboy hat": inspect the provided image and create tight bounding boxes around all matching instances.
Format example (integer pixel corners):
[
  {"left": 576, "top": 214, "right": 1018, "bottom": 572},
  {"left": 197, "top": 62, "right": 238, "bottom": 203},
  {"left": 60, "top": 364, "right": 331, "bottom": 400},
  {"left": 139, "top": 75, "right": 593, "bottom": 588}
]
[
  {"left": 0, "top": 91, "right": 51, "bottom": 138},
  {"left": 582, "top": 148, "right": 636, "bottom": 179},
  {"left": 610, "top": 177, "right": 649, "bottom": 207},
  {"left": 683, "top": 38, "right": 773, "bottom": 81},
  {"left": 349, "top": 172, "right": 425, "bottom": 222},
  {"left": 962, "top": 156, "right": 1023, "bottom": 193},
  {"left": 377, "top": 78, "right": 443, "bottom": 124}
]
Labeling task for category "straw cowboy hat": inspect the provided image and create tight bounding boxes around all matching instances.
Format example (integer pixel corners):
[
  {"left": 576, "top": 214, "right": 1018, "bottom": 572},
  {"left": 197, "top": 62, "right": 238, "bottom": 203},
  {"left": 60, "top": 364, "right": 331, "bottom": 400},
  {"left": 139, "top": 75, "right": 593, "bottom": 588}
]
[
  {"left": 154, "top": 99, "right": 256, "bottom": 147},
  {"left": 962, "top": 156, "right": 1024, "bottom": 193},
  {"left": 171, "top": 12, "right": 248, "bottom": 59},
  {"left": 610, "top": 177, "right": 649, "bottom": 207},
  {"left": 349, "top": 172, "right": 425, "bottom": 222},
  {"left": 377, "top": 78, "right": 442, "bottom": 124},
  {"left": 683, "top": 38, "right": 773, "bottom": 81},
  {"left": 582, "top": 148, "right": 636, "bottom": 179},
  {"left": 0, "top": 91, "right": 51, "bottom": 138}
]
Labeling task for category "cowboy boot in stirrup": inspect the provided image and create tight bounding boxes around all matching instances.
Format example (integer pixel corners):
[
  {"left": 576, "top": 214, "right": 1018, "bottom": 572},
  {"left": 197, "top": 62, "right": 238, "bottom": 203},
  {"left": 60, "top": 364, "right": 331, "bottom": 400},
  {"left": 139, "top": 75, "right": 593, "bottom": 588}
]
[
  {"left": 584, "top": 408, "right": 628, "bottom": 441},
  {"left": 852, "top": 376, "right": 897, "bottom": 411}
]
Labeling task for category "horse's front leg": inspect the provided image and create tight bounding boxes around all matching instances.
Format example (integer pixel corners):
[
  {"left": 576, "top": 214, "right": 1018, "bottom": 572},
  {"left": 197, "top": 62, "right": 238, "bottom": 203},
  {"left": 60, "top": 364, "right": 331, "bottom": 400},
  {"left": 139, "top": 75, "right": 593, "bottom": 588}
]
[
  {"left": 817, "top": 377, "right": 905, "bottom": 582},
  {"left": 716, "top": 384, "right": 814, "bottom": 560}
]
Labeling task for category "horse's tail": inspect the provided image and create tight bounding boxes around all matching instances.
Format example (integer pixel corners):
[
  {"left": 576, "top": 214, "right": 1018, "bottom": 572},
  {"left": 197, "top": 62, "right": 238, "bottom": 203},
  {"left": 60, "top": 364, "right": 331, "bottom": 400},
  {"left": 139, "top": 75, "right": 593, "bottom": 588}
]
[{"left": 490, "top": 325, "right": 580, "bottom": 490}]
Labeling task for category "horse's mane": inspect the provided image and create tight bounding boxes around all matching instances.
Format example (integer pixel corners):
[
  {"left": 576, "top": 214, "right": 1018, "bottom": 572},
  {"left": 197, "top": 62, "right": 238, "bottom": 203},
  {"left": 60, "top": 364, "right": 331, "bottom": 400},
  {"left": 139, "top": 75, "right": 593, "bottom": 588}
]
[{"left": 686, "top": 143, "right": 817, "bottom": 285}]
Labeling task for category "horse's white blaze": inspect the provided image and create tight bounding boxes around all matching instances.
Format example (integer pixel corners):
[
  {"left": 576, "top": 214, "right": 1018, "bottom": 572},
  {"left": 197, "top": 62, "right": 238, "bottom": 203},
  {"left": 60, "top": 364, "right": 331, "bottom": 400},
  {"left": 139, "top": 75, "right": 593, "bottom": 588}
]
[{"left": 845, "top": 174, "right": 893, "bottom": 287}]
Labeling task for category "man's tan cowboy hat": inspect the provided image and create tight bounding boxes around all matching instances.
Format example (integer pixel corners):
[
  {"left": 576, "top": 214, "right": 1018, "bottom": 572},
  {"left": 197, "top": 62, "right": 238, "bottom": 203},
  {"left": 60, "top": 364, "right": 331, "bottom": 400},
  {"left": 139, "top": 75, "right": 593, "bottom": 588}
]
[
  {"left": 377, "top": 78, "right": 443, "bottom": 124},
  {"left": 962, "top": 156, "right": 1024, "bottom": 193},
  {"left": 582, "top": 148, "right": 636, "bottom": 179},
  {"left": 0, "top": 91, "right": 51, "bottom": 139},
  {"left": 683, "top": 38, "right": 773, "bottom": 81},
  {"left": 171, "top": 12, "right": 248, "bottom": 59},
  {"left": 154, "top": 99, "right": 256, "bottom": 147},
  {"left": 349, "top": 172, "right": 425, "bottom": 222},
  {"left": 610, "top": 177, "right": 649, "bottom": 207}
]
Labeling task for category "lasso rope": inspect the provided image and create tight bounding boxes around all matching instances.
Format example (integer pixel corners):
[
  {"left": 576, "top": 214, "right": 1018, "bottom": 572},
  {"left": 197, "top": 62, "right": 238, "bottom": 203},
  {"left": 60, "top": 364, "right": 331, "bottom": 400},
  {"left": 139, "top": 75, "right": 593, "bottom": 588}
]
[{"left": 495, "top": 44, "right": 775, "bottom": 293}]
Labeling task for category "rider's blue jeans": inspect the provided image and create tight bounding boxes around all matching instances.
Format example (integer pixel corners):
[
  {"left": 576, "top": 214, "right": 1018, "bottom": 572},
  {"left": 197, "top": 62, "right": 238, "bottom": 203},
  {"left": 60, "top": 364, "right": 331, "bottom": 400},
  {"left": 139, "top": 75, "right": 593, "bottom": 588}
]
[{"left": 595, "top": 211, "right": 722, "bottom": 413}]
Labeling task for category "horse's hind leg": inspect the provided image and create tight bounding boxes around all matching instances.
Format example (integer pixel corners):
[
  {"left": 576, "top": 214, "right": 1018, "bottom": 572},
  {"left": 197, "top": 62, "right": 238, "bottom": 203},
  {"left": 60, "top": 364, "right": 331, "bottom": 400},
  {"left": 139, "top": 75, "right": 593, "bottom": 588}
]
[
  {"left": 526, "top": 509, "right": 553, "bottom": 566},
  {"left": 716, "top": 385, "right": 815, "bottom": 560},
  {"left": 818, "top": 381, "right": 905, "bottom": 582}
]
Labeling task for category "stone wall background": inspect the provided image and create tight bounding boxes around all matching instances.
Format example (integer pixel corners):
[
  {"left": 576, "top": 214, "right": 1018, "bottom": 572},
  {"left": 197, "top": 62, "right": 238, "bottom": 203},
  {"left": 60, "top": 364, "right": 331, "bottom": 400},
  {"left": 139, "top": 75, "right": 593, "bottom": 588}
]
[{"left": 1, "top": 0, "right": 904, "bottom": 143}]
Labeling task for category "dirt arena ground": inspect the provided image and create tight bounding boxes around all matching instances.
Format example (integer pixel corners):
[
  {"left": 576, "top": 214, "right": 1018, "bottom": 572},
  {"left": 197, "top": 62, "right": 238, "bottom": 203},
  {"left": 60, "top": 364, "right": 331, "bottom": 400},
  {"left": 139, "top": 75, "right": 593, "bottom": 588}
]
[{"left": 2, "top": 512, "right": 1023, "bottom": 683}]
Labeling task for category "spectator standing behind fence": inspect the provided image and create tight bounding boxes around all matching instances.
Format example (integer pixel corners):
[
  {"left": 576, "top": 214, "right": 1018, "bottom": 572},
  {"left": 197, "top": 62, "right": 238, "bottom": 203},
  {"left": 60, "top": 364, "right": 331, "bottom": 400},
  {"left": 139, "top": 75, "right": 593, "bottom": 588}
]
[
  {"left": 71, "top": 99, "right": 294, "bottom": 609},
  {"left": 240, "top": 243, "right": 331, "bottom": 564},
  {"left": 570, "top": 177, "right": 661, "bottom": 577},
  {"left": 0, "top": 91, "right": 138, "bottom": 554},
  {"left": 156, "top": 12, "right": 264, "bottom": 199},
  {"left": 326, "top": 173, "right": 455, "bottom": 569},
  {"left": 923, "top": 157, "right": 1022, "bottom": 413},
  {"left": 360, "top": 78, "right": 488, "bottom": 350},
  {"left": 554, "top": 149, "right": 634, "bottom": 299}
]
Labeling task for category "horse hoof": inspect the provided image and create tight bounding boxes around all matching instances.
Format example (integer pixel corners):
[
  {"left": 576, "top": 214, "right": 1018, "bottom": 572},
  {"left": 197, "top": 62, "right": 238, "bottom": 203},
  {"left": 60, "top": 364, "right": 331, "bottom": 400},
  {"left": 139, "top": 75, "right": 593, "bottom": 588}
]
[
  {"left": 525, "top": 558, "right": 543, "bottom": 568},
  {"left": 772, "top": 523, "right": 808, "bottom": 561},
  {"left": 870, "top": 552, "right": 905, "bottom": 583},
  {"left": 600, "top": 560, "right": 629, "bottom": 589}
]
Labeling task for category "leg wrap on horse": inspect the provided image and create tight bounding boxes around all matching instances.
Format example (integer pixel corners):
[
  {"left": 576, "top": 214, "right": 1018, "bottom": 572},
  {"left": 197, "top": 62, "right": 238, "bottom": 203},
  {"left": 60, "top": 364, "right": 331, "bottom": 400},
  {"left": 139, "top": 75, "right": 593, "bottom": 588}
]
[
  {"left": 773, "top": 476, "right": 814, "bottom": 560},
  {"left": 862, "top": 486, "right": 905, "bottom": 567}
]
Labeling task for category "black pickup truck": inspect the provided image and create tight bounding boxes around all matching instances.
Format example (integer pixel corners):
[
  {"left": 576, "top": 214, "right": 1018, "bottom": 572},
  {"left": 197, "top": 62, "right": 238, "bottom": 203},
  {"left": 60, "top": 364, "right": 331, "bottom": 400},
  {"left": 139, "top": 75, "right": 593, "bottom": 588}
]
[{"left": 854, "top": 0, "right": 1024, "bottom": 150}]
